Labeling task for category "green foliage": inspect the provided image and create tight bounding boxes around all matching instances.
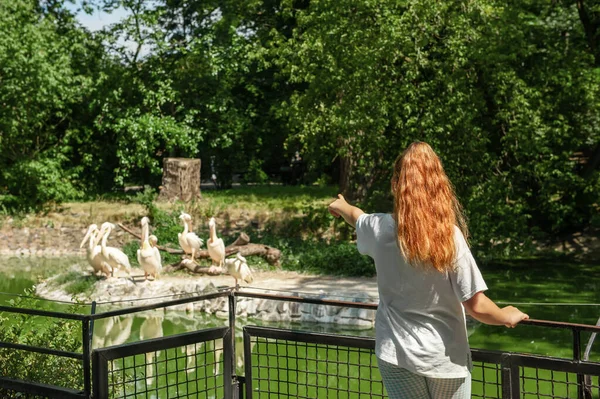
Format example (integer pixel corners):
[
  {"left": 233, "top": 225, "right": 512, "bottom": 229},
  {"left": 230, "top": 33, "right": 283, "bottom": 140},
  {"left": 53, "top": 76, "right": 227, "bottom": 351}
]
[
  {"left": 0, "top": 0, "right": 598, "bottom": 253},
  {"left": 0, "top": 291, "right": 84, "bottom": 390},
  {"left": 267, "top": 0, "right": 600, "bottom": 250},
  {"left": 258, "top": 230, "right": 375, "bottom": 277},
  {"left": 263, "top": 203, "right": 355, "bottom": 242},
  {"left": 1, "top": 156, "right": 82, "bottom": 211},
  {"left": 0, "top": 0, "right": 90, "bottom": 211},
  {"left": 293, "top": 240, "right": 376, "bottom": 277},
  {"left": 243, "top": 159, "right": 269, "bottom": 184}
]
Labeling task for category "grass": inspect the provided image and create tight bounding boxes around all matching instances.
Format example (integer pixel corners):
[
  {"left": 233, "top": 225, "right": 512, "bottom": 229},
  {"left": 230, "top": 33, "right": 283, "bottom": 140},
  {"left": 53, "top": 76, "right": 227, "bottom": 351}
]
[
  {"left": 47, "top": 269, "right": 98, "bottom": 297},
  {"left": 468, "top": 255, "right": 600, "bottom": 360},
  {"left": 1, "top": 185, "right": 338, "bottom": 230}
]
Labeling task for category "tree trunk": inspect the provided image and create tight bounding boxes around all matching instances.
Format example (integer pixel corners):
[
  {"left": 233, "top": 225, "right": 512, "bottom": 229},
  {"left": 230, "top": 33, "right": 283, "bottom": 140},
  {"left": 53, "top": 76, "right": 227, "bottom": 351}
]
[{"left": 158, "top": 158, "right": 201, "bottom": 202}]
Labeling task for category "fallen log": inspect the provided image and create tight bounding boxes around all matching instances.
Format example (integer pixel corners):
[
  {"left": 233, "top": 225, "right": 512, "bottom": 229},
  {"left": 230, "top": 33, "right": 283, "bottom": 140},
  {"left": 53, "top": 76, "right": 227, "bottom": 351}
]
[
  {"left": 118, "top": 224, "right": 281, "bottom": 267},
  {"left": 187, "top": 242, "right": 281, "bottom": 267},
  {"left": 178, "top": 260, "right": 223, "bottom": 275}
]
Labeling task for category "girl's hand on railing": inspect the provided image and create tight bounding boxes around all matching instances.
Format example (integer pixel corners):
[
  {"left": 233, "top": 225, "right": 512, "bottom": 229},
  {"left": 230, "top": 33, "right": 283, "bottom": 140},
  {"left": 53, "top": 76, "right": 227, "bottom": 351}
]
[{"left": 502, "top": 306, "right": 529, "bottom": 328}]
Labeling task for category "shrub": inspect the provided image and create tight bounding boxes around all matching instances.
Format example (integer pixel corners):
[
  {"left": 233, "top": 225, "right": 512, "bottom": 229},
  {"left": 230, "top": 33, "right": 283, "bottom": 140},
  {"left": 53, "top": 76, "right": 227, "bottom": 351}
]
[{"left": 0, "top": 155, "right": 82, "bottom": 212}]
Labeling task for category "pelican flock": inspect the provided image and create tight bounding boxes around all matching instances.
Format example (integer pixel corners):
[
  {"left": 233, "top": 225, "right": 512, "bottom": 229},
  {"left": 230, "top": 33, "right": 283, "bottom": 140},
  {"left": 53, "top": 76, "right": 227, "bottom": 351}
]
[{"left": 79, "top": 214, "right": 254, "bottom": 287}]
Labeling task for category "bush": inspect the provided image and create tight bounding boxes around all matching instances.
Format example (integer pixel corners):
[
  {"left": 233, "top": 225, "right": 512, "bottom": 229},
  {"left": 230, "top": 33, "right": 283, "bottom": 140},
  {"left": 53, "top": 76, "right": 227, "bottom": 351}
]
[
  {"left": 0, "top": 155, "right": 82, "bottom": 212},
  {"left": 242, "top": 159, "right": 269, "bottom": 184},
  {"left": 292, "top": 240, "right": 376, "bottom": 277}
]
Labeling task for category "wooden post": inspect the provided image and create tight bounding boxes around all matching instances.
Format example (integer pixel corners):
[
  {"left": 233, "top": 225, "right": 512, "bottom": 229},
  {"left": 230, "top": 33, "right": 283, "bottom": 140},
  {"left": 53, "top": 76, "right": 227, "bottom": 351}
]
[{"left": 158, "top": 158, "right": 201, "bottom": 202}]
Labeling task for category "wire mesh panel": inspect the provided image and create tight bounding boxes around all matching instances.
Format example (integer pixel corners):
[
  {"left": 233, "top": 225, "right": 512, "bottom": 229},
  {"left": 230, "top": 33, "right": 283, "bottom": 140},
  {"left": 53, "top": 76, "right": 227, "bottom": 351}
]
[
  {"left": 518, "top": 368, "right": 600, "bottom": 398},
  {"left": 244, "top": 326, "right": 385, "bottom": 399},
  {"left": 511, "top": 353, "right": 600, "bottom": 399},
  {"left": 471, "top": 359, "right": 503, "bottom": 398},
  {"left": 93, "top": 326, "right": 232, "bottom": 399}
]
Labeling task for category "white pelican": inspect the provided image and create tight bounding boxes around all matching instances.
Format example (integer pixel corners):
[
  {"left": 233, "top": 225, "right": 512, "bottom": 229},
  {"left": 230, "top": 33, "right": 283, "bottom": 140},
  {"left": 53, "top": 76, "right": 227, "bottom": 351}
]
[
  {"left": 140, "top": 314, "right": 163, "bottom": 386},
  {"left": 80, "top": 224, "right": 111, "bottom": 277},
  {"left": 98, "top": 222, "right": 132, "bottom": 277},
  {"left": 136, "top": 217, "right": 162, "bottom": 280},
  {"left": 207, "top": 217, "right": 225, "bottom": 272},
  {"left": 225, "top": 252, "right": 253, "bottom": 288},
  {"left": 178, "top": 212, "right": 204, "bottom": 261}
]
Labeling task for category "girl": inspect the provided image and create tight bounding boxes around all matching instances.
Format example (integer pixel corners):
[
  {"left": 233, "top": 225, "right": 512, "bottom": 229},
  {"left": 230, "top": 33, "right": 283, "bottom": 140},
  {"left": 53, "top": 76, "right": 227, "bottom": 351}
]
[{"left": 328, "top": 141, "right": 528, "bottom": 399}]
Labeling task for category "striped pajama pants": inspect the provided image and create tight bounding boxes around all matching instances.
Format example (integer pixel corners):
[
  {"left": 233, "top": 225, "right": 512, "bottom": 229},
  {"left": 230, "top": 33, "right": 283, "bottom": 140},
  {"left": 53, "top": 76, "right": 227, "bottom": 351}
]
[{"left": 377, "top": 358, "right": 471, "bottom": 399}]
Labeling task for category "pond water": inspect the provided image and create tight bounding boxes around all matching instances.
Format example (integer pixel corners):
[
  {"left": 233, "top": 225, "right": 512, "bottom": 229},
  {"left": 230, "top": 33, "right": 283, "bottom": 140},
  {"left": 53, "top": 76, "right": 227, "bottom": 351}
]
[{"left": 1, "top": 256, "right": 600, "bottom": 398}]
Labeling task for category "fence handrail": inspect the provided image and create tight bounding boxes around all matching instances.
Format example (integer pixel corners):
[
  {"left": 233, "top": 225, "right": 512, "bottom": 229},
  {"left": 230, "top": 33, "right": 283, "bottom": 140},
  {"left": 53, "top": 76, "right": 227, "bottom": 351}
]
[
  {"left": 3, "top": 290, "right": 600, "bottom": 332},
  {"left": 92, "top": 326, "right": 230, "bottom": 361},
  {"left": 0, "top": 376, "right": 84, "bottom": 399},
  {"left": 0, "top": 341, "right": 83, "bottom": 359},
  {"left": 235, "top": 290, "right": 378, "bottom": 309},
  {"left": 0, "top": 305, "right": 87, "bottom": 320},
  {"left": 521, "top": 318, "right": 600, "bottom": 333},
  {"left": 89, "top": 289, "right": 232, "bottom": 320}
]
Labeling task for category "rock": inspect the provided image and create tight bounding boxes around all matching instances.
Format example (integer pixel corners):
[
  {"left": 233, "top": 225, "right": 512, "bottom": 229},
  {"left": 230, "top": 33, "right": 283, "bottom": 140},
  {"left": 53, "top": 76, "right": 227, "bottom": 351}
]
[{"left": 262, "top": 312, "right": 281, "bottom": 322}]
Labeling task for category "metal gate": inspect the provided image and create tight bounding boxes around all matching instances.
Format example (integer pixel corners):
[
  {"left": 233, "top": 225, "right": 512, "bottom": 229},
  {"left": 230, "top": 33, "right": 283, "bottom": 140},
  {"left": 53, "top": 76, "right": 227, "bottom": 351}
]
[{"left": 92, "top": 327, "right": 233, "bottom": 399}]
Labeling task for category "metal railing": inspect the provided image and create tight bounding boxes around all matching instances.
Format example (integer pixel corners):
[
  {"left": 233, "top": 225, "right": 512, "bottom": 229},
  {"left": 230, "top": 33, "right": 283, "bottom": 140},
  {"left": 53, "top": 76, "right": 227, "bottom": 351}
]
[
  {"left": 0, "top": 303, "right": 93, "bottom": 398},
  {"left": 0, "top": 289, "right": 599, "bottom": 398}
]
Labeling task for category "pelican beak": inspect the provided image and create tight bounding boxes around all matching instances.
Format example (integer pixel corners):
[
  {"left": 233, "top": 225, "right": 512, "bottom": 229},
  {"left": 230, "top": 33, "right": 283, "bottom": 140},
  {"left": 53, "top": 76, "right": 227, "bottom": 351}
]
[
  {"left": 92, "top": 228, "right": 102, "bottom": 246},
  {"left": 80, "top": 227, "right": 93, "bottom": 249},
  {"left": 97, "top": 223, "right": 110, "bottom": 239}
]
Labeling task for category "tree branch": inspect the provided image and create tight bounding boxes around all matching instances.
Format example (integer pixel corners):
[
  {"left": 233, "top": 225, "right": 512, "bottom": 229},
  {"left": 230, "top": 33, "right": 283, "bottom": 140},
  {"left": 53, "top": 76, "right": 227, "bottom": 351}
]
[{"left": 118, "top": 224, "right": 281, "bottom": 266}]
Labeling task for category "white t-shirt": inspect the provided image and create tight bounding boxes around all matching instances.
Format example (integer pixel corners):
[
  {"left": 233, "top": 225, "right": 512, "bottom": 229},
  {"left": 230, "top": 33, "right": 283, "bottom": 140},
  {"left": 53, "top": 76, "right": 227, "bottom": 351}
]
[{"left": 356, "top": 213, "right": 487, "bottom": 378}]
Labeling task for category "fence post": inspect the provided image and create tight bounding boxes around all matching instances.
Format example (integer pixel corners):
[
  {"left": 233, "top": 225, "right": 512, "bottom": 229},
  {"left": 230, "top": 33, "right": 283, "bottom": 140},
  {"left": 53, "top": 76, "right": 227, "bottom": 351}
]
[
  {"left": 229, "top": 292, "right": 237, "bottom": 399},
  {"left": 83, "top": 301, "right": 96, "bottom": 398},
  {"left": 224, "top": 328, "right": 234, "bottom": 399},
  {"left": 91, "top": 351, "right": 108, "bottom": 399},
  {"left": 573, "top": 328, "right": 586, "bottom": 399},
  {"left": 243, "top": 328, "right": 253, "bottom": 399},
  {"left": 501, "top": 353, "right": 519, "bottom": 399},
  {"left": 82, "top": 317, "right": 91, "bottom": 398}
]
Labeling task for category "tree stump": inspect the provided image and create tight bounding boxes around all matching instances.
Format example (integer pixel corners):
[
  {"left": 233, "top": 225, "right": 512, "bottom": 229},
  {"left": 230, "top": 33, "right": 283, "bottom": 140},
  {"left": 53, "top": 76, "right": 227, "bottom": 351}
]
[{"left": 158, "top": 158, "right": 201, "bottom": 202}]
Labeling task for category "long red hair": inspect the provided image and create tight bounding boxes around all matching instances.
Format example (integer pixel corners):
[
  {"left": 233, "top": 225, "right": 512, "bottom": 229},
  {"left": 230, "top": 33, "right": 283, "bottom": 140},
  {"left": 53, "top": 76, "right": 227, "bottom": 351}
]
[{"left": 392, "top": 142, "right": 468, "bottom": 272}]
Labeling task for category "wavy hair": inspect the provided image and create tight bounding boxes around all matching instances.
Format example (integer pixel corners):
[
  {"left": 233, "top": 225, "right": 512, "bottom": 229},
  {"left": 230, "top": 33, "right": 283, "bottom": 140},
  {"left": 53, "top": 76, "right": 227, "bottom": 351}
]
[{"left": 392, "top": 142, "right": 468, "bottom": 272}]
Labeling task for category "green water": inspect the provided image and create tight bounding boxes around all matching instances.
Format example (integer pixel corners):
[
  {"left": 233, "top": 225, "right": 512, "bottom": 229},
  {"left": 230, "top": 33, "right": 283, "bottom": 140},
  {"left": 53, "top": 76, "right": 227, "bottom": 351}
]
[{"left": 1, "top": 256, "right": 600, "bottom": 398}]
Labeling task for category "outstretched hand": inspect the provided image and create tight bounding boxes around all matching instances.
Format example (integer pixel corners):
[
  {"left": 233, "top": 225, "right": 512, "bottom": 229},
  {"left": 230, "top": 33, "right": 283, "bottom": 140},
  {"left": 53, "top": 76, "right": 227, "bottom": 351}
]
[
  {"left": 327, "top": 194, "right": 364, "bottom": 227},
  {"left": 328, "top": 194, "right": 347, "bottom": 218}
]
